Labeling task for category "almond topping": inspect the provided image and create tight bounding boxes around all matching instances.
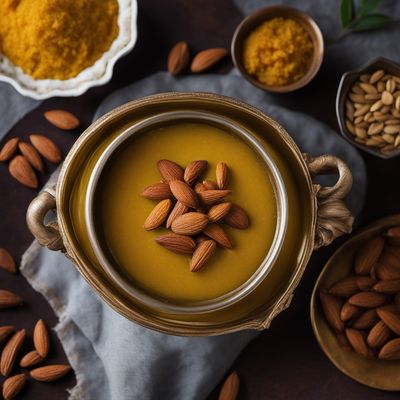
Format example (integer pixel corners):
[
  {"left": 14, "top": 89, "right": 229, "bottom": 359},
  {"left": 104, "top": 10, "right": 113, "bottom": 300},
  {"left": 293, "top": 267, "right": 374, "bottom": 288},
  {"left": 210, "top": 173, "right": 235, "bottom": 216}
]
[
  {"left": 216, "top": 161, "right": 229, "bottom": 189},
  {"left": 198, "top": 189, "right": 231, "bottom": 205},
  {"left": 190, "top": 240, "right": 216, "bottom": 272},
  {"left": 140, "top": 182, "right": 173, "bottom": 200},
  {"left": 184, "top": 160, "right": 208, "bottom": 185},
  {"left": 208, "top": 203, "right": 232, "bottom": 223},
  {"left": 166, "top": 201, "right": 189, "bottom": 229},
  {"left": 169, "top": 180, "right": 198, "bottom": 208},
  {"left": 155, "top": 233, "right": 196, "bottom": 255},
  {"left": 171, "top": 212, "right": 209, "bottom": 236},
  {"left": 223, "top": 204, "right": 249, "bottom": 229},
  {"left": 203, "top": 223, "right": 232, "bottom": 248},
  {"left": 157, "top": 159, "right": 184, "bottom": 182},
  {"left": 143, "top": 199, "right": 172, "bottom": 231}
]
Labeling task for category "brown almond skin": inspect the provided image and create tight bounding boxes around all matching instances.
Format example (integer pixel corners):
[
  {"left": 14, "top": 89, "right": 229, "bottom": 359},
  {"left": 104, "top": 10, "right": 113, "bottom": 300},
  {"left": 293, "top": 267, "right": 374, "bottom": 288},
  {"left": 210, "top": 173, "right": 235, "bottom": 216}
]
[
  {"left": 167, "top": 41, "right": 189, "bottom": 76},
  {"left": 33, "top": 319, "right": 50, "bottom": 358},
  {"left": 166, "top": 202, "right": 189, "bottom": 229},
  {"left": 376, "top": 258, "right": 400, "bottom": 280},
  {"left": 9, "top": 155, "right": 38, "bottom": 189},
  {"left": 194, "top": 182, "right": 207, "bottom": 193},
  {"left": 2, "top": 373, "right": 26, "bottom": 400},
  {"left": 0, "top": 138, "right": 19, "bottom": 162},
  {"left": 0, "top": 327, "right": 14, "bottom": 345},
  {"left": 44, "top": 110, "right": 80, "bottom": 130},
  {"left": 340, "top": 301, "right": 361, "bottom": 321},
  {"left": 0, "top": 248, "right": 17, "bottom": 273},
  {"left": 30, "top": 364, "right": 71, "bottom": 382},
  {"left": 169, "top": 180, "right": 198, "bottom": 208},
  {"left": 208, "top": 203, "right": 232, "bottom": 223},
  {"left": 355, "top": 237, "right": 384, "bottom": 275},
  {"left": 379, "top": 338, "right": 400, "bottom": 360},
  {"left": 367, "top": 320, "right": 391, "bottom": 348},
  {"left": 171, "top": 212, "right": 209, "bottom": 236},
  {"left": 203, "top": 223, "right": 232, "bottom": 249},
  {"left": 184, "top": 160, "right": 208, "bottom": 185},
  {"left": 0, "top": 290, "right": 23, "bottom": 308},
  {"left": 1, "top": 329, "right": 26, "bottom": 376},
  {"left": 18, "top": 142, "right": 44, "bottom": 172},
  {"left": 20, "top": 350, "right": 43, "bottom": 368},
  {"left": 198, "top": 189, "right": 232, "bottom": 206},
  {"left": 348, "top": 291, "right": 386, "bottom": 308},
  {"left": 191, "top": 48, "right": 228, "bottom": 73},
  {"left": 373, "top": 279, "right": 400, "bottom": 293},
  {"left": 223, "top": 204, "right": 249, "bottom": 229},
  {"left": 219, "top": 371, "right": 239, "bottom": 400},
  {"left": 190, "top": 240, "right": 216, "bottom": 272},
  {"left": 377, "top": 307, "right": 400, "bottom": 335},
  {"left": 203, "top": 180, "right": 218, "bottom": 190},
  {"left": 351, "top": 309, "right": 379, "bottom": 329},
  {"left": 216, "top": 162, "right": 229, "bottom": 189},
  {"left": 155, "top": 233, "right": 196, "bottom": 255},
  {"left": 319, "top": 290, "right": 344, "bottom": 332},
  {"left": 30, "top": 135, "right": 62, "bottom": 164},
  {"left": 140, "top": 182, "right": 173, "bottom": 200},
  {"left": 157, "top": 159, "right": 184, "bottom": 182},
  {"left": 143, "top": 199, "right": 172, "bottom": 231},
  {"left": 329, "top": 276, "right": 361, "bottom": 297},
  {"left": 345, "top": 328, "right": 369, "bottom": 357}
]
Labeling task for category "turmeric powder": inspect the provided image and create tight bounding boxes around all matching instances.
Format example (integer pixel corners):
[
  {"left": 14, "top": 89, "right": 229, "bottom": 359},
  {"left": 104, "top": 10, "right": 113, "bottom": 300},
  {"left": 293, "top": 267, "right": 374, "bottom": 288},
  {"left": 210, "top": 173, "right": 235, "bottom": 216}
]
[
  {"left": 243, "top": 17, "right": 314, "bottom": 87},
  {"left": 0, "top": 0, "right": 119, "bottom": 80}
]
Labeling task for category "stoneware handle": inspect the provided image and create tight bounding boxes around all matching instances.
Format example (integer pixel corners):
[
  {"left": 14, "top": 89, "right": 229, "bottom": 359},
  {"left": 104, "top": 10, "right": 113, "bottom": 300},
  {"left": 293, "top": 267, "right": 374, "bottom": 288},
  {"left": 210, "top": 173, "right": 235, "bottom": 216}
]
[
  {"left": 26, "top": 189, "right": 65, "bottom": 251},
  {"left": 304, "top": 154, "right": 354, "bottom": 250}
]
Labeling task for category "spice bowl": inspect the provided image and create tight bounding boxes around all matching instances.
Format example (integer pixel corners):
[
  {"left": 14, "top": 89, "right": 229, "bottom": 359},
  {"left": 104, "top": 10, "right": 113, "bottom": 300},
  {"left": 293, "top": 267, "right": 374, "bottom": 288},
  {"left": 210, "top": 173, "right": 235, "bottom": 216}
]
[
  {"left": 310, "top": 214, "right": 400, "bottom": 391},
  {"left": 336, "top": 57, "right": 400, "bottom": 159},
  {"left": 231, "top": 6, "right": 324, "bottom": 93}
]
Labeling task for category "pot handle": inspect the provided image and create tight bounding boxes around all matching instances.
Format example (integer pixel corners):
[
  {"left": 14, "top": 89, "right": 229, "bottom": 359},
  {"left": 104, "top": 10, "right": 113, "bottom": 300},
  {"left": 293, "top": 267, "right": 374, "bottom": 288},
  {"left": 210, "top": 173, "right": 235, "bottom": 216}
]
[
  {"left": 26, "top": 189, "right": 65, "bottom": 252},
  {"left": 303, "top": 154, "right": 354, "bottom": 250}
]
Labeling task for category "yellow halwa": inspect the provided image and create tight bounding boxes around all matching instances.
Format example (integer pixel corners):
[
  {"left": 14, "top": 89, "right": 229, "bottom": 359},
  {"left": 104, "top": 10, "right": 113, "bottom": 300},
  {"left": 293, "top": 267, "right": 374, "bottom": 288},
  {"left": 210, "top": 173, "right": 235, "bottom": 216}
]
[
  {"left": 0, "top": 0, "right": 119, "bottom": 80},
  {"left": 243, "top": 17, "right": 314, "bottom": 87}
]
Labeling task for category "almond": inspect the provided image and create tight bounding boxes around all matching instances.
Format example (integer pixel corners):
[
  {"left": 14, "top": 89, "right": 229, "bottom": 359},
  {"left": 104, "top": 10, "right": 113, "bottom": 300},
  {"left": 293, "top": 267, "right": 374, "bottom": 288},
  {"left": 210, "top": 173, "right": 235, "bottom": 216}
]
[
  {"left": 33, "top": 319, "right": 49, "bottom": 358},
  {"left": 208, "top": 203, "right": 232, "bottom": 222},
  {"left": 354, "top": 237, "right": 384, "bottom": 274},
  {"left": 18, "top": 142, "right": 44, "bottom": 172},
  {"left": 20, "top": 351, "right": 43, "bottom": 368},
  {"left": 190, "top": 240, "right": 216, "bottom": 272},
  {"left": 319, "top": 290, "right": 344, "bottom": 332},
  {"left": 157, "top": 159, "right": 184, "bottom": 182},
  {"left": 1, "top": 330, "right": 26, "bottom": 376},
  {"left": 44, "top": 110, "right": 80, "bottom": 130},
  {"left": 377, "top": 307, "right": 400, "bottom": 335},
  {"left": 140, "top": 182, "right": 173, "bottom": 200},
  {"left": 194, "top": 182, "right": 207, "bottom": 193},
  {"left": 352, "top": 309, "right": 379, "bottom": 329},
  {"left": 184, "top": 160, "right": 208, "bottom": 185},
  {"left": 30, "top": 135, "right": 62, "bottom": 164},
  {"left": 167, "top": 41, "right": 190, "bottom": 76},
  {"left": 9, "top": 155, "right": 38, "bottom": 189},
  {"left": 373, "top": 279, "right": 400, "bottom": 293},
  {"left": 203, "top": 223, "right": 232, "bottom": 248},
  {"left": 216, "top": 162, "right": 229, "bottom": 189},
  {"left": 367, "top": 320, "right": 391, "bottom": 348},
  {"left": 0, "top": 290, "right": 23, "bottom": 308},
  {"left": 203, "top": 180, "right": 218, "bottom": 190},
  {"left": 0, "top": 138, "right": 19, "bottom": 162},
  {"left": 356, "top": 276, "right": 376, "bottom": 291},
  {"left": 379, "top": 338, "right": 400, "bottom": 360},
  {"left": 340, "top": 301, "right": 361, "bottom": 321},
  {"left": 198, "top": 189, "right": 231, "bottom": 205},
  {"left": 386, "top": 226, "right": 400, "bottom": 246},
  {"left": 329, "top": 276, "right": 361, "bottom": 297},
  {"left": 171, "top": 212, "right": 209, "bottom": 235},
  {"left": 219, "top": 371, "right": 239, "bottom": 400},
  {"left": 345, "top": 328, "right": 369, "bottom": 357},
  {"left": 380, "top": 248, "right": 400, "bottom": 269},
  {"left": 155, "top": 233, "right": 196, "bottom": 255},
  {"left": 2, "top": 373, "right": 26, "bottom": 400},
  {"left": 348, "top": 291, "right": 386, "bottom": 308},
  {"left": 223, "top": 204, "right": 249, "bottom": 229},
  {"left": 0, "top": 327, "right": 14, "bottom": 345},
  {"left": 166, "top": 201, "right": 189, "bottom": 229},
  {"left": 169, "top": 180, "right": 198, "bottom": 208},
  {"left": 30, "top": 364, "right": 71, "bottom": 382},
  {"left": 0, "top": 248, "right": 16, "bottom": 273},
  {"left": 143, "top": 199, "right": 172, "bottom": 230},
  {"left": 376, "top": 256, "right": 400, "bottom": 280},
  {"left": 190, "top": 48, "right": 228, "bottom": 73}
]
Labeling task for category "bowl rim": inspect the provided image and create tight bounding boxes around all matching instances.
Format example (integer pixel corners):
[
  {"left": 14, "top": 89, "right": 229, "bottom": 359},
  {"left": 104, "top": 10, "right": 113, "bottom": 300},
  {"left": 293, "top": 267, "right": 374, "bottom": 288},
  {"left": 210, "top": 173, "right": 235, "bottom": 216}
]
[
  {"left": 231, "top": 5, "right": 324, "bottom": 93},
  {"left": 336, "top": 56, "right": 400, "bottom": 160},
  {"left": 84, "top": 110, "right": 289, "bottom": 314}
]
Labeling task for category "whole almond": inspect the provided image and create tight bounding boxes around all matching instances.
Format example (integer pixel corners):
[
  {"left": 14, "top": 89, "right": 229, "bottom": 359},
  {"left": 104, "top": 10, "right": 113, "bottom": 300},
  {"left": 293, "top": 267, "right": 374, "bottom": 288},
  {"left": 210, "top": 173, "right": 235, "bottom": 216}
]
[
  {"left": 155, "top": 233, "right": 196, "bottom": 255},
  {"left": 367, "top": 320, "right": 391, "bottom": 348},
  {"left": 169, "top": 180, "right": 198, "bottom": 208},
  {"left": 223, "top": 204, "right": 249, "bottom": 229},
  {"left": 30, "top": 135, "right": 62, "bottom": 164},
  {"left": 33, "top": 319, "right": 49, "bottom": 358},
  {"left": 20, "top": 350, "right": 43, "bottom": 368},
  {"left": 0, "top": 138, "right": 19, "bottom": 162},
  {"left": 376, "top": 252, "right": 400, "bottom": 280},
  {"left": 348, "top": 291, "right": 386, "bottom": 308},
  {"left": 171, "top": 212, "right": 209, "bottom": 235},
  {"left": 30, "top": 364, "right": 71, "bottom": 382},
  {"left": 18, "top": 142, "right": 44, "bottom": 172},
  {"left": 329, "top": 276, "right": 361, "bottom": 297},
  {"left": 184, "top": 160, "right": 208, "bottom": 185},
  {"left": 44, "top": 110, "right": 80, "bottom": 130},
  {"left": 340, "top": 301, "right": 361, "bottom": 321},
  {"left": 167, "top": 41, "right": 189, "bottom": 76},
  {"left": 219, "top": 371, "right": 239, "bottom": 400},
  {"left": 143, "top": 199, "right": 172, "bottom": 230},
  {"left": 319, "top": 290, "right": 344, "bottom": 332},
  {"left": 190, "top": 240, "right": 216, "bottom": 272},
  {"left": 0, "top": 327, "right": 14, "bottom": 346},
  {"left": 203, "top": 180, "right": 218, "bottom": 190},
  {"left": 1, "top": 330, "right": 26, "bottom": 376},
  {"left": 208, "top": 203, "right": 232, "bottom": 222},
  {"left": 191, "top": 48, "right": 228, "bottom": 73},
  {"left": 373, "top": 279, "right": 400, "bottom": 293},
  {"left": 216, "top": 162, "right": 229, "bottom": 189},
  {"left": 166, "top": 201, "right": 189, "bottom": 229},
  {"left": 354, "top": 237, "right": 384, "bottom": 274},
  {"left": 157, "top": 159, "right": 184, "bottom": 182},
  {"left": 140, "top": 182, "right": 173, "bottom": 200},
  {"left": 379, "top": 338, "right": 400, "bottom": 360},
  {"left": 345, "top": 328, "right": 369, "bottom": 357},
  {"left": 9, "top": 155, "right": 38, "bottom": 189},
  {"left": 377, "top": 307, "right": 400, "bottom": 335},
  {"left": 198, "top": 189, "right": 232, "bottom": 205},
  {"left": 203, "top": 223, "right": 232, "bottom": 248},
  {"left": 386, "top": 226, "right": 400, "bottom": 246},
  {"left": 352, "top": 309, "right": 379, "bottom": 329},
  {"left": 0, "top": 248, "right": 16, "bottom": 274},
  {"left": 2, "top": 373, "right": 26, "bottom": 400},
  {"left": 0, "top": 290, "right": 22, "bottom": 308}
]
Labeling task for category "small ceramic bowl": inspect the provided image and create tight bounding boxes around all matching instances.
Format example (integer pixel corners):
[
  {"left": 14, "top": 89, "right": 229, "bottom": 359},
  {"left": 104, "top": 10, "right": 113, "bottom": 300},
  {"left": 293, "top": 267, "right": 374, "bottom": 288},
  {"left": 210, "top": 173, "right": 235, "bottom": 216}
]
[
  {"left": 310, "top": 214, "right": 400, "bottom": 391},
  {"left": 231, "top": 5, "right": 324, "bottom": 93},
  {"left": 336, "top": 57, "right": 400, "bottom": 159}
]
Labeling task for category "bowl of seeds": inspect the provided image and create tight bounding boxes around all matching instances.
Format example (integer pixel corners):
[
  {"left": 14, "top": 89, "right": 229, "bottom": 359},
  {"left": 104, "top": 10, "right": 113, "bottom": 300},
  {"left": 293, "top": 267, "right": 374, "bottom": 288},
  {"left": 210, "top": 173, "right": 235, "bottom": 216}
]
[{"left": 336, "top": 57, "right": 400, "bottom": 159}]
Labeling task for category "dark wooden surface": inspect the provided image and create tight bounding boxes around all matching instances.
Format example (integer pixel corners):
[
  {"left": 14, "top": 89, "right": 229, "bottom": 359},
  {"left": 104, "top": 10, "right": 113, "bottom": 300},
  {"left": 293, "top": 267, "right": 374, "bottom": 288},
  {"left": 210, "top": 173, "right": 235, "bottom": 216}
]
[{"left": 0, "top": 0, "right": 399, "bottom": 398}]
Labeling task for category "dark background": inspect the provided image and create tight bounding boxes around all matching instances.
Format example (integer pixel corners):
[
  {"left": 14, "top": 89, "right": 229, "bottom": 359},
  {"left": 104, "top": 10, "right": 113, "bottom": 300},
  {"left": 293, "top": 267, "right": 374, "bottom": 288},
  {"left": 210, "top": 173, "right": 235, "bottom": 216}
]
[{"left": 0, "top": 0, "right": 399, "bottom": 398}]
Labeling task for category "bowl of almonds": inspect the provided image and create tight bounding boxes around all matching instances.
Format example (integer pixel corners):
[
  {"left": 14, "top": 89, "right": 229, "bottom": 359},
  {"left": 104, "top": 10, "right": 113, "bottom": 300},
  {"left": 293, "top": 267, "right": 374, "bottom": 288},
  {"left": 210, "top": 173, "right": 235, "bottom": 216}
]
[
  {"left": 336, "top": 57, "right": 400, "bottom": 159},
  {"left": 311, "top": 214, "right": 400, "bottom": 390}
]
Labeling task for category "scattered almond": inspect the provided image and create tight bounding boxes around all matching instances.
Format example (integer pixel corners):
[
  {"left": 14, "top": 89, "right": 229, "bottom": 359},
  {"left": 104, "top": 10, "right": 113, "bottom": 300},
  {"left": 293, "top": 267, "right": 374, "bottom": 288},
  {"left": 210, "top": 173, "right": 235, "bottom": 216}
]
[
  {"left": 1, "top": 330, "right": 26, "bottom": 376},
  {"left": 0, "top": 248, "right": 16, "bottom": 274},
  {"left": 319, "top": 290, "right": 344, "bottom": 332},
  {"left": 355, "top": 237, "right": 384, "bottom": 274},
  {"left": 0, "top": 327, "right": 14, "bottom": 345},
  {"left": 140, "top": 182, "right": 173, "bottom": 200},
  {"left": 216, "top": 162, "right": 229, "bottom": 189},
  {"left": 379, "top": 337, "right": 400, "bottom": 360},
  {"left": 33, "top": 319, "right": 49, "bottom": 358},
  {"left": 218, "top": 371, "right": 239, "bottom": 400},
  {"left": 166, "top": 202, "right": 189, "bottom": 229},
  {"left": 208, "top": 203, "right": 232, "bottom": 223},
  {"left": 223, "top": 204, "right": 249, "bottom": 229},
  {"left": 169, "top": 180, "right": 198, "bottom": 208},
  {"left": 167, "top": 41, "right": 190, "bottom": 76},
  {"left": 20, "top": 351, "right": 43, "bottom": 368},
  {"left": 0, "top": 138, "right": 19, "bottom": 162},
  {"left": 155, "top": 233, "right": 196, "bottom": 255},
  {"left": 44, "top": 110, "right": 80, "bottom": 130},
  {"left": 157, "top": 159, "right": 184, "bottom": 182},
  {"left": 184, "top": 160, "right": 207, "bottom": 185},
  {"left": 30, "top": 364, "right": 71, "bottom": 382},
  {"left": 190, "top": 240, "right": 216, "bottom": 272},
  {"left": 0, "top": 291, "right": 22, "bottom": 308},
  {"left": 171, "top": 212, "right": 209, "bottom": 236},
  {"left": 9, "top": 155, "right": 38, "bottom": 189},
  {"left": 2, "top": 373, "right": 26, "bottom": 400},
  {"left": 143, "top": 199, "right": 172, "bottom": 231},
  {"left": 18, "top": 142, "right": 44, "bottom": 172},
  {"left": 30, "top": 135, "right": 62, "bottom": 164},
  {"left": 190, "top": 48, "right": 228, "bottom": 73},
  {"left": 203, "top": 223, "right": 232, "bottom": 248},
  {"left": 198, "top": 189, "right": 231, "bottom": 205}
]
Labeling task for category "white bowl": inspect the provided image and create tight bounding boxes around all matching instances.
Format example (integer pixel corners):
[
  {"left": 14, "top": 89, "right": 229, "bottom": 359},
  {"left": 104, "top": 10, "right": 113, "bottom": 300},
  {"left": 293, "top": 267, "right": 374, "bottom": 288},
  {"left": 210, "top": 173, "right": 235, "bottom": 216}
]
[{"left": 0, "top": 0, "right": 137, "bottom": 100}]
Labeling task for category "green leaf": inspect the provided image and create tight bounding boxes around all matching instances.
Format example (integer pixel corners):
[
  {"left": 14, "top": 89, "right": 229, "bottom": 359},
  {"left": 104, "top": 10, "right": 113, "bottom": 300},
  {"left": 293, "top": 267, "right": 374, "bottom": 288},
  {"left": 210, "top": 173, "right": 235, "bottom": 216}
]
[
  {"left": 351, "top": 14, "right": 395, "bottom": 32},
  {"left": 340, "top": 0, "right": 353, "bottom": 28},
  {"left": 360, "top": 0, "right": 383, "bottom": 16}
]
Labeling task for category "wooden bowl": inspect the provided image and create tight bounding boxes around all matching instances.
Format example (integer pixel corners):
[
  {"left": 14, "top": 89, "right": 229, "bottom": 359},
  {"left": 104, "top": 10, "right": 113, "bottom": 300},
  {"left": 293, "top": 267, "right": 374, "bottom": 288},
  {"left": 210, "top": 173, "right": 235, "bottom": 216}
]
[
  {"left": 336, "top": 57, "right": 400, "bottom": 159},
  {"left": 231, "top": 5, "right": 324, "bottom": 93},
  {"left": 310, "top": 214, "right": 400, "bottom": 391}
]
